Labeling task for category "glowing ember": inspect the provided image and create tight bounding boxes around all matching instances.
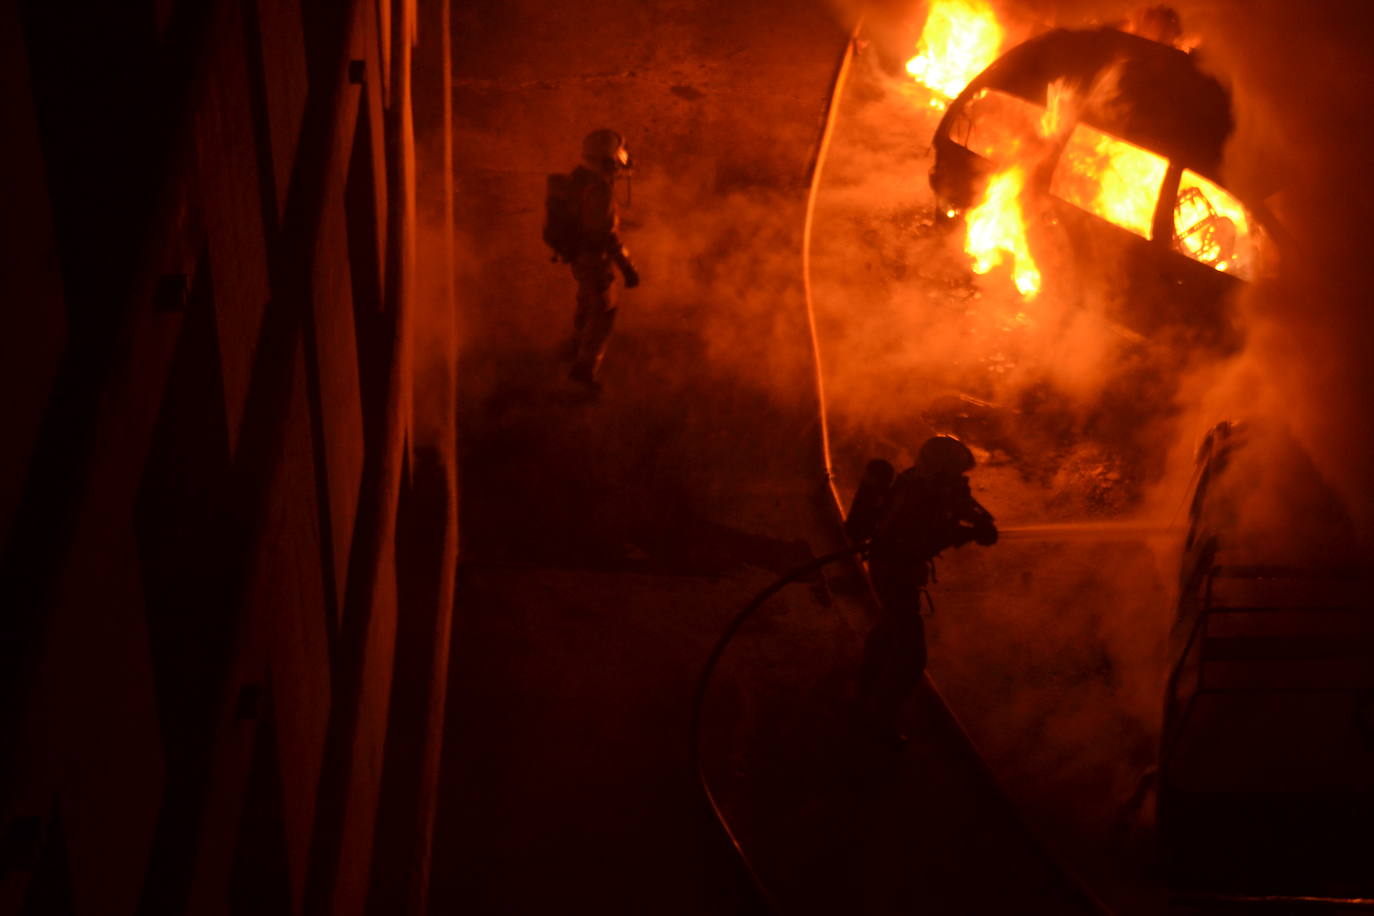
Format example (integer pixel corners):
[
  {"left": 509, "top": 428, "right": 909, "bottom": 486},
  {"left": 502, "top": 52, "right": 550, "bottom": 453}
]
[
  {"left": 965, "top": 166, "right": 1041, "bottom": 298},
  {"left": 906, "top": 0, "right": 1005, "bottom": 107}
]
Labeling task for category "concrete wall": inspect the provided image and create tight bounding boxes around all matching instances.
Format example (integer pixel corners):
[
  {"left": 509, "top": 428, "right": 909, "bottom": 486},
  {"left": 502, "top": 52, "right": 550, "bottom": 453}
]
[{"left": 0, "top": 0, "right": 456, "bottom": 913}]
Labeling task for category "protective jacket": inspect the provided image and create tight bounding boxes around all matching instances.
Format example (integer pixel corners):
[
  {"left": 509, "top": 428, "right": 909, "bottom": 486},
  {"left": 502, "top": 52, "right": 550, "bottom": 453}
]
[
  {"left": 565, "top": 166, "right": 637, "bottom": 385},
  {"left": 568, "top": 166, "right": 636, "bottom": 277},
  {"left": 856, "top": 466, "right": 997, "bottom": 737},
  {"left": 868, "top": 470, "right": 998, "bottom": 575}
]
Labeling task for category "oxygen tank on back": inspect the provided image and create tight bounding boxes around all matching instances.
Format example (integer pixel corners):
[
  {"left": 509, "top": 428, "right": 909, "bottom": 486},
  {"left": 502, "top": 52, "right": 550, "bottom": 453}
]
[{"left": 844, "top": 458, "right": 896, "bottom": 544}]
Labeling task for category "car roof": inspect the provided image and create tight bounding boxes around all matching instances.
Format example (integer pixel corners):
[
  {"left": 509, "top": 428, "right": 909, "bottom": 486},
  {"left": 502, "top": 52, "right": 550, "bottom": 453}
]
[{"left": 962, "top": 27, "right": 1233, "bottom": 177}]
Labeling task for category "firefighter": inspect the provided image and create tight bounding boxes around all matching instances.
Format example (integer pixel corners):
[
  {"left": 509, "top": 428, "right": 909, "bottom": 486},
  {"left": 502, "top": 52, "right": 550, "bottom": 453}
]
[
  {"left": 850, "top": 436, "right": 998, "bottom": 745},
  {"left": 551, "top": 128, "right": 641, "bottom": 390}
]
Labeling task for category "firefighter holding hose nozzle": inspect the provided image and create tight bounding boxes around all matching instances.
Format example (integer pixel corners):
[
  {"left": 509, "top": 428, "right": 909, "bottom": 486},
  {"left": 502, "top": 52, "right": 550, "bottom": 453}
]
[{"left": 847, "top": 435, "right": 998, "bottom": 747}]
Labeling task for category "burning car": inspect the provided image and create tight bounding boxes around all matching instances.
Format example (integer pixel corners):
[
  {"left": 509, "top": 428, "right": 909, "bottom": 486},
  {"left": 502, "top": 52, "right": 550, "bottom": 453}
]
[{"left": 929, "top": 24, "right": 1278, "bottom": 341}]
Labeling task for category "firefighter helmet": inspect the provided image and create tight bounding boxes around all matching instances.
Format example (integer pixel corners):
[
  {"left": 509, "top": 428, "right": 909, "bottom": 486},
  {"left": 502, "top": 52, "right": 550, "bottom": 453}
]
[
  {"left": 915, "top": 435, "right": 975, "bottom": 476},
  {"left": 581, "top": 128, "right": 633, "bottom": 176}
]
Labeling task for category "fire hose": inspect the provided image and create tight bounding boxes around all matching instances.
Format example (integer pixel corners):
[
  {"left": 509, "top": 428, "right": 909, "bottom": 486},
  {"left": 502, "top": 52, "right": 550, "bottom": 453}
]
[
  {"left": 688, "top": 543, "right": 869, "bottom": 912},
  {"left": 692, "top": 3, "right": 870, "bottom": 902},
  {"left": 689, "top": 521, "right": 1175, "bottom": 908}
]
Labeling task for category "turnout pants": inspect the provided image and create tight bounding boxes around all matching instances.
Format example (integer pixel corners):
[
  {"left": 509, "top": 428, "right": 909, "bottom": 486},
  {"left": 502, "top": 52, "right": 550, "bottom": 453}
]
[
  {"left": 856, "top": 559, "right": 929, "bottom": 733},
  {"left": 570, "top": 253, "right": 618, "bottom": 382}
]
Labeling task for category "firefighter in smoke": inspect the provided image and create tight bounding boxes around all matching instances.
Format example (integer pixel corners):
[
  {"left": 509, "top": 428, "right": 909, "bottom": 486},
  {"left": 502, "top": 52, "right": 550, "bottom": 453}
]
[
  {"left": 543, "top": 128, "right": 641, "bottom": 390},
  {"left": 847, "top": 436, "right": 998, "bottom": 743}
]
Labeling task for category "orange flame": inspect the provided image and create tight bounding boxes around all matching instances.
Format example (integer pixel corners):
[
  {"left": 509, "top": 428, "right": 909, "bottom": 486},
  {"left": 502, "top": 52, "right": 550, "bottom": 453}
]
[
  {"left": 1051, "top": 126, "right": 1169, "bottom": 239},
  {"left": 1039, "top": 79, "right": 1076, "bottom": 140},
  {"left": 959, "top": 80, "right": 1176, "bottom": 299},
  {"left": 1174, "top": 170, "right": 1252, "bottom": 275},
  {"left": 906, "top": 0, "right": 1005, "bottom": 107},
  {"left": 965, "top": 166, "right": 1041, "bottom": 299},
  {"left": 961, "top": 82, "right": 1066, "bottom": 301}
]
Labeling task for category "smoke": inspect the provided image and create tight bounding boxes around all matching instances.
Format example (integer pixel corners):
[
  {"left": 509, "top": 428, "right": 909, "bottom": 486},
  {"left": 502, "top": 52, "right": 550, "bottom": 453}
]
[
  {"left": 446, "top": 1, "right": 1373, "bottom": 899},
  {"left": 804, "top": 2, "right": 1374, "bottom": 903},
  {"left": 446, "top": 0, "right": 857, "bottom": 547},
  {"left": 1171, "top": 0, "right": 1374, "bottom": 548},
  {"left": 809, "top": 45, "right": 1187, "bottom": 503},
  {"left": 802, "top": 24, "right": 1175, "bottom": 901},
  {"left": 819, "top": 0, "right": 1374, "bottom": 564}
]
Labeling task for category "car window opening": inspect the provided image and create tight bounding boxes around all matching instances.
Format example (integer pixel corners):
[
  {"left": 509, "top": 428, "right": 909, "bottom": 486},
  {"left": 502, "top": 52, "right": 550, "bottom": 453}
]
[
  {"left": 1051, "top": 123, "right": 1168, "bottom": 239},
  {"left": 951, "top": 87, "right": 1263, "bottom": 267},
  {"left": 1173, "top": 169, "right": 1265, "bottom": 280}
]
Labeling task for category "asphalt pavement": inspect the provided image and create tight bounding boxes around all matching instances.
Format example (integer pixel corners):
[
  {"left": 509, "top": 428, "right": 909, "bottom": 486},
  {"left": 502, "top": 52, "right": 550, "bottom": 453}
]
[{"left": 427, "top": 2, "right": 1108, "bottom": 913}]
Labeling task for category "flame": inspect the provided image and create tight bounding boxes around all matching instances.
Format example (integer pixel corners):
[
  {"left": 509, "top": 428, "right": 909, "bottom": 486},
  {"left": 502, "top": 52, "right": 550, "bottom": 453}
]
[
  {"left": 960, "top": 82, "right": 1068, "bottom": 301},
  {"left": 1174, "top": 170, "right": 1253, "bottom": 275},
  {"left": 1039, "top": 79, "right": 1075, "bottom": 140},
  {"left": 949, "top": 66, "right": 1262, "bottom": 300},
  {"left": 965, "top": 166, "right": 1041, "bottom": 299},
  {"left": 906, "top": 0, "right": 1005, "bottom": 107},
  {"left": 1051, "top": 125, "right": 1168, "bottom": 239}
]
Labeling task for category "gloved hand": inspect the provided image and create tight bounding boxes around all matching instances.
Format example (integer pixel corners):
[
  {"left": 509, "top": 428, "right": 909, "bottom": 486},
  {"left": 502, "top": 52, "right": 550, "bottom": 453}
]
[
  {"left": 621, "top": 262, "right": 641, "bottom": 289},
  {"left": 952, "top": 517, "right": 997, "bottom": 548}
]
